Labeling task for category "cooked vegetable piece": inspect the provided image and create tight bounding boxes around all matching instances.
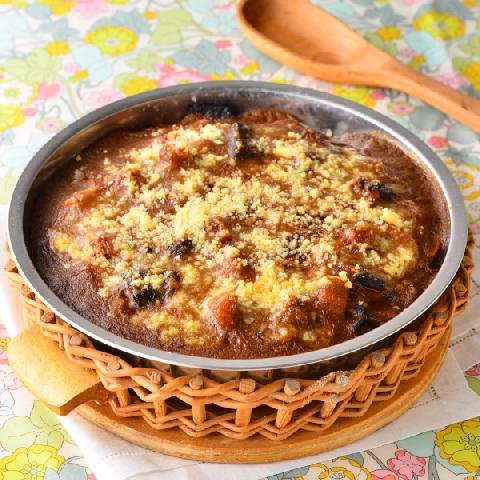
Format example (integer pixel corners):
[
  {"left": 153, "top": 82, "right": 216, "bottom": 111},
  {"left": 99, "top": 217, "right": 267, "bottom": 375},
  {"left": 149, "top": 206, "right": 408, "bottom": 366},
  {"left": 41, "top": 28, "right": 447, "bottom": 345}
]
[
  {"left": 314, "top": 280, "right": 348, "bottom": 317},
  {"left": 207, "top": 292, "right": 240, "bottom": 342},
  {"left": 64, "top": 187, "right": 98, "bottom": 207},
  {"left": 92, "top": 234, "right": 115, "bottom": 258}
]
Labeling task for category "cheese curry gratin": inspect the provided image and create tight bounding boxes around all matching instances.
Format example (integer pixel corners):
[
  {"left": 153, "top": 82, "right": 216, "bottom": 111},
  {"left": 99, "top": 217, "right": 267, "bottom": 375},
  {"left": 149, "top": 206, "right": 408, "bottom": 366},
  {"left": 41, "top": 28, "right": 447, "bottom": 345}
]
[{"left": 30, "top": 106, "right": 448, "bottom": 359}]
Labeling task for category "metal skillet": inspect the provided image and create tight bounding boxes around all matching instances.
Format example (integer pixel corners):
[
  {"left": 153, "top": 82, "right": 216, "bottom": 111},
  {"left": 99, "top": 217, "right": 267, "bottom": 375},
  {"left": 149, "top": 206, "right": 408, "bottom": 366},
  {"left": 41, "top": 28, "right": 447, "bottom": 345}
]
[{"left": 7, "top": 81, "right": 468, "bottom": 371}]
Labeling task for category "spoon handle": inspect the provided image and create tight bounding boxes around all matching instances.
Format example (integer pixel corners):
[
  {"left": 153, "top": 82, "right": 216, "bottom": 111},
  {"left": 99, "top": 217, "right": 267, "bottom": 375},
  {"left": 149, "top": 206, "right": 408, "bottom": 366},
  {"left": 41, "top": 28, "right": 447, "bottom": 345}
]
[{"left": 383, "top": 59, "right": 480, "bottom": 134}]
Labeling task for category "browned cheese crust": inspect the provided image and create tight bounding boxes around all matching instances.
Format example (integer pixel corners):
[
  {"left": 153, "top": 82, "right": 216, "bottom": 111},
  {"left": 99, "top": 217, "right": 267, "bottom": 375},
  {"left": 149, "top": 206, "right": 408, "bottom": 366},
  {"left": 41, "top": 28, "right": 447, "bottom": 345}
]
[{"left": 29, "top": 108, "right": 448, "bottom": 359}]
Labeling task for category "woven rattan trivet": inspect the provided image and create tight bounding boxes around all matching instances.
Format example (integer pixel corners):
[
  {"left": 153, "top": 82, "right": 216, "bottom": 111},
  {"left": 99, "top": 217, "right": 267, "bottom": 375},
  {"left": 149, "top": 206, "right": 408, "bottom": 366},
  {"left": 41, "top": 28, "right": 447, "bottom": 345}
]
[{"left": 4, "top": 233, "right": 473, "bottom": 463}]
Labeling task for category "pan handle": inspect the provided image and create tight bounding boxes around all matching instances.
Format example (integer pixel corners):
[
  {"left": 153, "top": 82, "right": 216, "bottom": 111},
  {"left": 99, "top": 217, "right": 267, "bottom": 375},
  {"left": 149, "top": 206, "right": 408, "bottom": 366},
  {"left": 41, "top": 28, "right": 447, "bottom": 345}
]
[{"left": 8, "top": 325, "right": 109, "bottom": 415}]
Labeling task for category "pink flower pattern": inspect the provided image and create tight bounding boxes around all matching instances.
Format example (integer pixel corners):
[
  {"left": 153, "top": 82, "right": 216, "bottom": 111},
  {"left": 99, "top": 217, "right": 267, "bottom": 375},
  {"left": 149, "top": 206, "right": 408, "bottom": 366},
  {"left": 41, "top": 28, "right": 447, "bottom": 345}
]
[
  {"left": 74, "top": 0, "right": 108, "bottom": 17},
  {"left": 434, "top": 72, "right": 468, "bottom": 89},
  {"left": 428, "top": 136, "right": 449, "bottom": 149},
  {"left": 0, "top": 369, "right": 22, "bottom": 391},
  {"left": 0, "top": 350, "right": 7, "bottom": 365},
  {"left": 392, "top": 103, "right": 413, "bottom": 115},
  {"left": 87, "top": 89, "right": 123, "bottom": 109},
  {"left": 64, "top": 63, "right": 82, "bottom": 74},
  {"left": 21, "top": 107, "right": 37, "bottom": 117},
  {"left": 387, "top": 451, "right": 426, "bottom": 480},
  {"left": 372, "top": 469, "right": 403, "bottom": 480},
  {"left": 36, "top": 81, "right": 64, "bottom": 101},
  {"left": 234, "top": 55, "right": 249, "bottom": 65},
  {"left": 215, "top": 39, "right": 232, "bottom": 49},
  {"left": 37, "top": 117, "right": 64, "bottom": 133},
  {"left": 371, "top": 89, "right": 386, "bottom": 100},
  {"left": 401, "top": 48, "right": 417, "bottom": 59},
  {"left": 466, "top": 363, "right": 480, "bottom": 377},
  {"left": 155, "top": 64, "right": 209, "bottom": 87}
]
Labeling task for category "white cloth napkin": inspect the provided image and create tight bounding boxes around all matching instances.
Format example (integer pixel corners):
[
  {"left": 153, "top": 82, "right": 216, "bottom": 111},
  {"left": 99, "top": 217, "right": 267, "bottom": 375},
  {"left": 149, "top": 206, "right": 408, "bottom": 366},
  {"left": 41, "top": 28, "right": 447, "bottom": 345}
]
[{"left": 2, "top": 207, "right": 480, "bottom": 480}]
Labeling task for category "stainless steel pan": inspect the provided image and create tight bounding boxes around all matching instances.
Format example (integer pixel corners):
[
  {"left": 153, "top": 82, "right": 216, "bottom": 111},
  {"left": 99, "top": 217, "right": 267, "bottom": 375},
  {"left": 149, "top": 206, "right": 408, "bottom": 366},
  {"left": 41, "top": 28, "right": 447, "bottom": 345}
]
[{"left": 7, "top": 81, "right": 468, "bottom": 371}]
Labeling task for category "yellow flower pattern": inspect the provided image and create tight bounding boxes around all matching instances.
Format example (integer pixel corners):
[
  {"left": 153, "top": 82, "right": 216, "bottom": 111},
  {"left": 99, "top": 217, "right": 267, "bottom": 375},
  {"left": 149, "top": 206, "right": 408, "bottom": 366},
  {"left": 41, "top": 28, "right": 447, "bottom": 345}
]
[
  {"left": 462, "top": 62, "right": 480, "bottom": 91},
  {"left": 311, "top": 457, "right": 373, "bottom": 480},
  {"left": 143, "top": 11, "right": 156, "bottom": 20},
  {"left": 210, "top": 70, "right": 237, "bottom": 81},
  {"left": 409, "top": 55, "right": 426, "bottom": 68},
  {"left": 240, "top": 61, "right": 260, "bottom": 75},
  {"left": 0, "top": 336, "right": 9, "bottom": 351},
  {"left": 36, "top": 0, "right": 75, "bottom": 15},
  {"left": 0, "top": 0, "right": 26, "bottom": 6},
  {"left": 69, "top": 69, "right": 88, "bottom": 83},
  {"left": 85, "top": 26, "right": 138, "bottom": 56},
  {"left": 0, "top": 105, "right": 25, "bottom": 132},
  {"left": 333, "top": 86, "right": 377, "bottom": 108},
  {"left": 45, "top": 41, "right": 70, "bottom": 56},
  {"left": 377, "top": 26, "right": 402, "bottom": 40},
  {"left": 436, "top": 419, "right": 480, "bottom": 472},
  {"left": 0, "top": 445, "right": 64, "bottom": 480},
  {"left": 120, "top": 76, "right": 157, "bottom": 96},
  {"left": 413, "top": 11, "right": 465, "bottom": 39}
]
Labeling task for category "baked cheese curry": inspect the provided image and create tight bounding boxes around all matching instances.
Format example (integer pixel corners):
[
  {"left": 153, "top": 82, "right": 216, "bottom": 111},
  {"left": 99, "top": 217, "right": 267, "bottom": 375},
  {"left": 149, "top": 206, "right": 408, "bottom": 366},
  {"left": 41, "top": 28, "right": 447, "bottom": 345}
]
[{"left": 30, "top": 106, "right": 448, "bottom": 359}]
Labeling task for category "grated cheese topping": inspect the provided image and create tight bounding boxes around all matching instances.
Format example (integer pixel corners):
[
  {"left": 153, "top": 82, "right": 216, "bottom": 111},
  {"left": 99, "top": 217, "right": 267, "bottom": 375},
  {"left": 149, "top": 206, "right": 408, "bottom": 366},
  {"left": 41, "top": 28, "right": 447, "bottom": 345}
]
[{"left": 47, "top": 113, "right": 426, "bottom": 352}]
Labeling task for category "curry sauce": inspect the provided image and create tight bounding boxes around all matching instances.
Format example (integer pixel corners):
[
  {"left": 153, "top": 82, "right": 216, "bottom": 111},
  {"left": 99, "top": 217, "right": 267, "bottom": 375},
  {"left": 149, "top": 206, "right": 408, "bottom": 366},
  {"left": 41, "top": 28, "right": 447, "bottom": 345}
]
[{"left": 30, "top": 107, "right": 448, "bottom": 359}]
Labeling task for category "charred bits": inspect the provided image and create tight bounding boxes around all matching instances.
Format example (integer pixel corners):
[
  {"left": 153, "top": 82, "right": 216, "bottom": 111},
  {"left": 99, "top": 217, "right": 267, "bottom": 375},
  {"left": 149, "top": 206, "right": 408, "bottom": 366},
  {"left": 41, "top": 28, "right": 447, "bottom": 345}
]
[
  {"left": 369, "top": 183, "right": 394, "bottom": 201},
  {"left": 126, "top": 271, "right": 181, "bottom": 309},
  {"left": 127, "top": 285, "right": 159, "bottom": 309},
  {"left": 355, "top": 272, "right": 385, "bottom": 291},
  {"left": 167, "top": 239, "right": 193, "bottom": 257},
  {"left": 352, "top": 177, "right": 394, "bottom": 202},
  {"left": 349, "top": 304, "right": 369, "bottom": 333},
  {"left": 184, "top": 102, "right": 235, "bottom": 120}
]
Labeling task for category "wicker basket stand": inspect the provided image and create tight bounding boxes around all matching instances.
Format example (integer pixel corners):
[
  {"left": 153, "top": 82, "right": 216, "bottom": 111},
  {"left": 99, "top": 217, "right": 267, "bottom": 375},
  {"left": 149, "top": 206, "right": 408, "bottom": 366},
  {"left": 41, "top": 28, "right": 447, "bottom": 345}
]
[{"left": 3, "top": 234, "right": 474, "bottom": 462}]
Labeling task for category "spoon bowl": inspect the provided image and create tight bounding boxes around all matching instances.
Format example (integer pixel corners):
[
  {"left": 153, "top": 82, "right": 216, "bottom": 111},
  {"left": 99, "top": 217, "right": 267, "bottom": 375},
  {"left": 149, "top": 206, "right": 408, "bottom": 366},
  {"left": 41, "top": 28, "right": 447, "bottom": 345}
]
[{"left": 241, "top": 0, "right": 373, "bottom": 67}]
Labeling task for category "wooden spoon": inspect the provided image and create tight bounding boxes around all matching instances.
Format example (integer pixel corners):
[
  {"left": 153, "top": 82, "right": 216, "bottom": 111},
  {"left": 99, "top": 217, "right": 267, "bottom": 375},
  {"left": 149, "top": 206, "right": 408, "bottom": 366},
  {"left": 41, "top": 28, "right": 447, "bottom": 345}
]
[{"left": 237, "top": 0, "right": 480, "bottom": 133}]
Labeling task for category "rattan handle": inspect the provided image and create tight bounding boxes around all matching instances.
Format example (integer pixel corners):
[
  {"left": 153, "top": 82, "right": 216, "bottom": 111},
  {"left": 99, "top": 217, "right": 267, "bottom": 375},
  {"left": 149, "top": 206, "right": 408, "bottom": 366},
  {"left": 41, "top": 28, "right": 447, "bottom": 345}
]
[{"left": 8, "top": 325, "right": 108, "bottom": 415}]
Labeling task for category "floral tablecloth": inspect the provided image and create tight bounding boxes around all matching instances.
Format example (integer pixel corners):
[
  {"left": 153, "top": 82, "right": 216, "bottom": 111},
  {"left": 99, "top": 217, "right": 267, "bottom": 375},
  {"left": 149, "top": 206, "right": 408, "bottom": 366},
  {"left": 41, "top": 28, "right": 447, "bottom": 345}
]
[{"left": 1, "top": 0, "right": 480, "bottom": 479}]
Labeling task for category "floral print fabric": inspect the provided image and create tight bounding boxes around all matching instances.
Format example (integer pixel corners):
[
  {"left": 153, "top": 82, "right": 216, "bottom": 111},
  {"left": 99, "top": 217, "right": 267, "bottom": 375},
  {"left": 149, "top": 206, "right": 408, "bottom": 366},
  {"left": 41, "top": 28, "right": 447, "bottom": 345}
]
[
  {"left": 0, "top": 1, "right": 480, "bottom": 479},
  {"left": 0, "top": 0, "right": 480, "bottom": 237}
]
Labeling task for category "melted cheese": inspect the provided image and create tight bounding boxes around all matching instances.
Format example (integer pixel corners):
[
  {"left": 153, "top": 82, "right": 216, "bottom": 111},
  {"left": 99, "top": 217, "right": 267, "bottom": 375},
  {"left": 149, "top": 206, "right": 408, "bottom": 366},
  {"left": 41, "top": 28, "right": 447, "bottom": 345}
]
[{"left": 49, "top": 118, "right": 420, "bottom": 338}]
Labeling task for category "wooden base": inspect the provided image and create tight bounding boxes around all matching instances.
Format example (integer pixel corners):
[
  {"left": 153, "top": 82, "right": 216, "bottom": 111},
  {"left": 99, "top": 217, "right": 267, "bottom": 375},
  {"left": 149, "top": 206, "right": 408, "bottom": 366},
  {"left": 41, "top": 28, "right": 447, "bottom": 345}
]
[{"left": 77, "top": 330, "right": 449, "bottom": 464}]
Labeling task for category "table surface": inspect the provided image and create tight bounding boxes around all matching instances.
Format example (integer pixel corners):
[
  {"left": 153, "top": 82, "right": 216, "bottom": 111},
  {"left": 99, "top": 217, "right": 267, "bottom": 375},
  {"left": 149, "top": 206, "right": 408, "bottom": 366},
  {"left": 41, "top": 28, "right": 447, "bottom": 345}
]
[{"left": 0, "top": 1, "right": 480, "bottom": 479}]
